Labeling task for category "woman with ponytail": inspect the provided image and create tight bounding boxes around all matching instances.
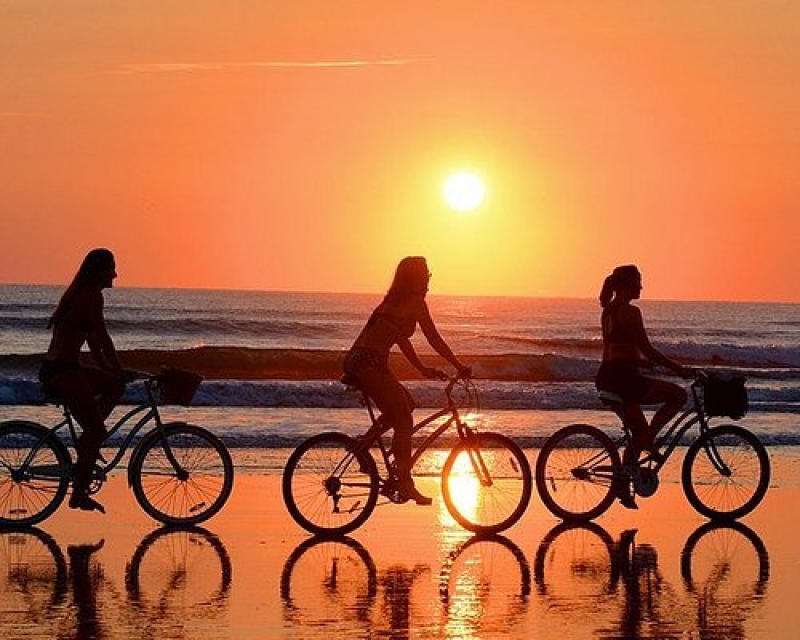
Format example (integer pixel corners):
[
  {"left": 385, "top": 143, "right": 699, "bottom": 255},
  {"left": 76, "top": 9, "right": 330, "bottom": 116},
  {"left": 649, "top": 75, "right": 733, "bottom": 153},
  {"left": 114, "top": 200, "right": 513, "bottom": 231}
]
[{"left": 595, "top": 265, "right": 690, "bottom": 508}]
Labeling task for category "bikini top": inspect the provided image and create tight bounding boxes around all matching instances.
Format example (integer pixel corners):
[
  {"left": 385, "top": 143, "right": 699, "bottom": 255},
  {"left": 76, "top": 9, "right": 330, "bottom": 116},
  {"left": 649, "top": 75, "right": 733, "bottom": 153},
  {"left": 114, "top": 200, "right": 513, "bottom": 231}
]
[
  {"left": 367, "top": 309, "right": 416, "bottom": 342},
  {"left": 601, "top": 303, "right": 636, "bottom": 348}
]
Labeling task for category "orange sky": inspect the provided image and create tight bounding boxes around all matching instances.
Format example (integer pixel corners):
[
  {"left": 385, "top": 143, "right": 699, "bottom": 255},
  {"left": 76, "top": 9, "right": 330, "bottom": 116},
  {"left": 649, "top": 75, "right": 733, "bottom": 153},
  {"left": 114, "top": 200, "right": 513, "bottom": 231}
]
[{"left": 1, "top": 2, "right": 798, "bottom": 302}]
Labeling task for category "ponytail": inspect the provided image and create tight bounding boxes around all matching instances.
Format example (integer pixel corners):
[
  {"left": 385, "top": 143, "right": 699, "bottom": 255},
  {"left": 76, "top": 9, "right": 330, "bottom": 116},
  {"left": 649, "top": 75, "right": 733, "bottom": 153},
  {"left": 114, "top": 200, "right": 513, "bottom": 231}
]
[
  {"left": 598, "top": 264, "right": 640, "bottom": 308},
  {"left": 599, "top": 274, "right": 616, "bottom": 308}
]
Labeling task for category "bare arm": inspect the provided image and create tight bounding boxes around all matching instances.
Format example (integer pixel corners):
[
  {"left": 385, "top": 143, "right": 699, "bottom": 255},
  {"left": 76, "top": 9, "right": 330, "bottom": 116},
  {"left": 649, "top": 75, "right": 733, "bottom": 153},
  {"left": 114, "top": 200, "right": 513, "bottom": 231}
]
[
  {"left": 629, "top": 307, "right": 684, "bottom": 375},
  {"left": 416, "top": 301, "right": 470, "bottom": 374},
  {"left": 87, "top": 293, "right": 122, "bottom": 372}
]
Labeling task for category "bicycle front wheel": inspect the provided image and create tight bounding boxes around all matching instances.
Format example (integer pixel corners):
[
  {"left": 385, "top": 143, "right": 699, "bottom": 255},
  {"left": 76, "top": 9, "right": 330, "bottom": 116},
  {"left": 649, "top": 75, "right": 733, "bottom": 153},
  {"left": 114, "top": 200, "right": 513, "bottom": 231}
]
[
  {"left": 682, "top": 424, "right": 770, "bottom": 520},
  {"left": 442, "top": 432, "right": 532, "bottom": 534},
  {"left": 535, "top": 424, "right": 620, "bottom": 521},
  {"left": 0, "top": 421, "right": 71, "bottom": 526},
  {"left": 282, "top": 432, "right": 379, "bottom": 536},
  {"left": 129, "top": 423, "right": 234, "bottom": 525}
]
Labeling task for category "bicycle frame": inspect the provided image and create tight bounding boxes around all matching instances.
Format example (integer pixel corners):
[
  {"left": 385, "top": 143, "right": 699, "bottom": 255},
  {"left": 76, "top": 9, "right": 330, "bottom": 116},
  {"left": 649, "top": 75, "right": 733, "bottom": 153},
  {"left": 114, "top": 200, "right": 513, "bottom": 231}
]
[
  {"left": 20, "top": 375, "right": 181, "bottom": 481},
  {"left": 606, "top": 376, "right": 728, "bottom": 477},
  {"left": 348, "top": 377, "right": 478, "bottom": 484}
]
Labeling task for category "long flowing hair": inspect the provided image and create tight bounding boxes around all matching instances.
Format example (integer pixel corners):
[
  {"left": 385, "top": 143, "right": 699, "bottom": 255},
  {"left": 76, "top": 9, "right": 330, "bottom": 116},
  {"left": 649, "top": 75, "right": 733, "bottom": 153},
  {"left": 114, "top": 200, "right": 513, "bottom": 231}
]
[
  {"left": 383, "top": 256, "right": 429, "bottom": 304},
  {"left": 48, "top": 248, "right": 115, "bottom": 328}
]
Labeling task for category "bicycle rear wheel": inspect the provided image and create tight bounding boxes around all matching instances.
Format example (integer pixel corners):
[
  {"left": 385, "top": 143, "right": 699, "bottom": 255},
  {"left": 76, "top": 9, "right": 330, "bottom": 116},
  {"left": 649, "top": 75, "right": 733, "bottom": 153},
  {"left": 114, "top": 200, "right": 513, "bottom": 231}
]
[
  {"left": 282, "top": 432, "right": 379, "bottom": 536},
  {"left": 441, "top": 432, "right": 532, "bottom": 534},
  {"left": 0, "top": 421, "right": 71, "bottom": 526},
  {"left": 535, "top": 424, "right": 620, "bottom": 521},
  {"left": 129, "top": 423, "right": 234, "bottom": 525},
  {"left": 682, "top": 424, "right": 770, "bottom": 520}
]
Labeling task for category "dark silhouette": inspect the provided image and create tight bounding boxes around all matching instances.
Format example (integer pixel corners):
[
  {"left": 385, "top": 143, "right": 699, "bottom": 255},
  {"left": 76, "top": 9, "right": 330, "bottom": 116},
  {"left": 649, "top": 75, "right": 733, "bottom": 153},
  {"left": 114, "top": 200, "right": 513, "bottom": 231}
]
[
  {"left": 68, "top": 540, "right": 106, "bottom": 640},
  {"left": 343, "top": 256, "right": 470, "bottom": 505},
  {"left": 39, "top": 248, "right": 125, "bottom": 513},
  {"left": 595, "top": 265, "right": 690, "bottom": 508}
]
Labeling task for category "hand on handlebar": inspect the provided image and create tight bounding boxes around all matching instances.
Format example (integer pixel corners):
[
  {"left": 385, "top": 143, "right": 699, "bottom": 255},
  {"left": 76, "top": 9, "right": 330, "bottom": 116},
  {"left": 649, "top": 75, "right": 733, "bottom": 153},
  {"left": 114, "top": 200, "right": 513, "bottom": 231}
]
[{"left": 422, "top": 367, "right": 449, "bottom": 381}]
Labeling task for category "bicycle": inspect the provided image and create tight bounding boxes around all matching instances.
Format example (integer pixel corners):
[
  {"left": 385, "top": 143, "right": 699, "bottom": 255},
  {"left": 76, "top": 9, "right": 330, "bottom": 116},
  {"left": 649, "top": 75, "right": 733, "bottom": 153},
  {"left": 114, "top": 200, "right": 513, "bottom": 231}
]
[
  {"left": 535, "top": 371, "right": 770, "bottom": 521},
  {"left": 0, "top": 368, "right": 234, "bottom": 527},
  {"left": 282, "top": 374, "right": 532, "bottom": 536}
]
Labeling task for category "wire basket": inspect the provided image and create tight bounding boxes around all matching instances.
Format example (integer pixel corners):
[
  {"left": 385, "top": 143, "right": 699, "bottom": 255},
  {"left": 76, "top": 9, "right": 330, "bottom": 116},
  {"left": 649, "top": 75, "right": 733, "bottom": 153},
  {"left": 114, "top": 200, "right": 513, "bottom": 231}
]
[{"left": 159, "top": 368, "right": 203, "bottom": 406}]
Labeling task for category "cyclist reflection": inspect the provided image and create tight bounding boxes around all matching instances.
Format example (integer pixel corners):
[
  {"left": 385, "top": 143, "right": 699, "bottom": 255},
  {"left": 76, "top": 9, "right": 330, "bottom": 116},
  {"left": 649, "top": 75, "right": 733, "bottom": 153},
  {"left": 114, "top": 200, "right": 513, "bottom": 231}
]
[{"left": 68, "top": 540, "right": 106, "bottom": 639}]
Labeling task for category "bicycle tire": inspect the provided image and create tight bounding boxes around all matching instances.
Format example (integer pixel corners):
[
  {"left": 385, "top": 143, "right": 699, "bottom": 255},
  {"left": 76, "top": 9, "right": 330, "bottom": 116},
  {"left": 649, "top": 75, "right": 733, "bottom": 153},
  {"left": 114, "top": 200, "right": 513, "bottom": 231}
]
[
  {"left": 535, "top": 424, "right": 620, "bottom": 521},
  {"left": 282, "top": 432, "right": 379, "bottom": 536},
  {"left": 129, "top": 423, "right": 234, "bottom": 525},
  {"left": 441, "top": 431, "right": 532, "bottom": 534},
  {"left": 0, "top": 421, "right": 71, "bottom": 526},
  {"left": 681, "top": 424, "right": 770, "bottom": 520}
]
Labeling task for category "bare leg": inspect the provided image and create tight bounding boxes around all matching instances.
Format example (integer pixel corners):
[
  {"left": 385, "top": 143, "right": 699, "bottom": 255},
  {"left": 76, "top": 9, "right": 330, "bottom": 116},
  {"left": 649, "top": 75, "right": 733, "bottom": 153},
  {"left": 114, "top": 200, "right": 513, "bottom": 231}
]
[
  {"left": 49, "top": 370, "right": 110, "bottom": 513},
  {"left": 353, "top": 369, "right": 431, "bottom": 505}
]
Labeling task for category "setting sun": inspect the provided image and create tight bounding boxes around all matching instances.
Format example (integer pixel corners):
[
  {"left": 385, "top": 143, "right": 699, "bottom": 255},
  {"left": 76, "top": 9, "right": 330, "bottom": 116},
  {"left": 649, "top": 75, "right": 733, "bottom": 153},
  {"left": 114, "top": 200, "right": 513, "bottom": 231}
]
[{"left": 443, "top": 172, "right": 486, "bottom": 212}]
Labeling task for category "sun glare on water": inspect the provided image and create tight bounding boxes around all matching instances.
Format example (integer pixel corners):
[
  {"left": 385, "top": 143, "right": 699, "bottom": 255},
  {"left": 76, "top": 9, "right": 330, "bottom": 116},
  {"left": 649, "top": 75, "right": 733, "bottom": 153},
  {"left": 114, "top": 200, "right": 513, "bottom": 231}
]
[{"left": 443, "top": 172, "right": 485, "bottom": 212}]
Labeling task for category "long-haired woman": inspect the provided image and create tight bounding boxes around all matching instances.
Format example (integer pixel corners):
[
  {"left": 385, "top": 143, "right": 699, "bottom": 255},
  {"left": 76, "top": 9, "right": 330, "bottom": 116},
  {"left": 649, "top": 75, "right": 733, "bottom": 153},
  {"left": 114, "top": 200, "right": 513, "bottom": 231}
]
[
  {"left": 39, "top": 248, "right": 125, "bottom": 513},
  {"left": 343, "top": 256, "right": 471, "bottom": 505}
]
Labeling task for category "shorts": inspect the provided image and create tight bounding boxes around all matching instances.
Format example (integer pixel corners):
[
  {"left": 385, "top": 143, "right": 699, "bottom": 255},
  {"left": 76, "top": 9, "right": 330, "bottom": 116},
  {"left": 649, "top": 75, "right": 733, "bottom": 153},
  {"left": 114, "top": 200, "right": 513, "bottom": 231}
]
[
  {"left": 38, "top": 359, "right": 80, "bottom": 394},
  {"left": 595, "top": 360, "right": 651, "bottom": 403},
  {"left": 343, "top": 347, "right": 389, "bottom": 378}
]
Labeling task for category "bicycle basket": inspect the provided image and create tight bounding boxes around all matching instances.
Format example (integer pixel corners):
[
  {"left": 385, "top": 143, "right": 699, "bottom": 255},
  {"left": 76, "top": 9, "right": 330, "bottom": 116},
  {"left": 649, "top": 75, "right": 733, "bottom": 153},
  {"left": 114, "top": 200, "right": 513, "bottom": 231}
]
[
  {"left": 703, "top": 374, "right": 748, "bottom": 420},
  {"left": 159, "top": 368, "right": 203, "bottom": 406}
]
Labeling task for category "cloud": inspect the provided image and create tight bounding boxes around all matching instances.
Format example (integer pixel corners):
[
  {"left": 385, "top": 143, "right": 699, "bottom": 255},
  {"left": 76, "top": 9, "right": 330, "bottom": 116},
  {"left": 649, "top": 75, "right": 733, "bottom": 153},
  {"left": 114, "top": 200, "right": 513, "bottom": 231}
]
[{"left": 113, "top": 59, "right": 424, "bottom": 75}]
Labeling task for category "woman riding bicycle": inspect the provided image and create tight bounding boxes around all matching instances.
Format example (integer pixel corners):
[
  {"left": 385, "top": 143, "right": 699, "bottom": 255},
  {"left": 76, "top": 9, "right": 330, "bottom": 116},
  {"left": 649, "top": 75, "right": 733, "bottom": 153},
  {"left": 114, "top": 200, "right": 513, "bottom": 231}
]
[
  {"left": 343, "top": 256, "right": 471, "bottom": 505},
  {"left": 595, "top": 265, "right": 690, "bottom": 507},
  {"left": 39, "top": 248, "right": 125, "bottom": 514}
]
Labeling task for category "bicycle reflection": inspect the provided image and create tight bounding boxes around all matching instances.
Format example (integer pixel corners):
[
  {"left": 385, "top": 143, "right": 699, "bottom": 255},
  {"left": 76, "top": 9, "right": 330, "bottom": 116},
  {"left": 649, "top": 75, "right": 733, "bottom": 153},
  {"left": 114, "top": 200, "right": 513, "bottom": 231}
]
[
  {"left": 280, "top": 536, "right": 378, "bottom": 636},
  {"left": 681, "top": 521, "right": 770, "bottom": 638},
  {"left": 439, "top": 534, "right": 531, "bottom": 638},
  {"left": 0, "top": 525, "right": 232, "bottom": 639},
  {"left": 280, "top": 533, "right": 531, "bottom": 640},
  {"left": 125, "top": 525, "right": 232, "bottom": 623},
  {"left": 534, "top": 520, "right": 770, "bottom": 639}
]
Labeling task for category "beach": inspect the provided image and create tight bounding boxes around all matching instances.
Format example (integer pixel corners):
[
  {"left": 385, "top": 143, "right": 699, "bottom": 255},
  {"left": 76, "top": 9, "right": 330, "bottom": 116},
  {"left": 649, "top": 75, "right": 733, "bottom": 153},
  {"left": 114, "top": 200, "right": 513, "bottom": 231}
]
[
  {"left": 0, "top": 447, "right": 797, "bottom": 640},
  {"left": 1, "top": 287, "right": 798, "bottom": 637}
]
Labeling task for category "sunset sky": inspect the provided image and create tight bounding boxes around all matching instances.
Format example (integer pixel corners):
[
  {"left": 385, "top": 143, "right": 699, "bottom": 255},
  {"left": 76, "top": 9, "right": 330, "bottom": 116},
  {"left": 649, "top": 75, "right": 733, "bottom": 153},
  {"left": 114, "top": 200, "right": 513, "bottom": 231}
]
[{"left": 1, "top": 2, "right": 798, "bottom": 302}]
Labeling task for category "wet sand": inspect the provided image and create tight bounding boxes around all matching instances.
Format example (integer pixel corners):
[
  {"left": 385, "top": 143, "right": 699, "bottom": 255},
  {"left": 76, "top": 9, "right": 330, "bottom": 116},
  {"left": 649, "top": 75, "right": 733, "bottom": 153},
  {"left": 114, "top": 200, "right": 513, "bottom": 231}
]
[{"left": 0, "top": 453, "right": 798, "bottom": 639}]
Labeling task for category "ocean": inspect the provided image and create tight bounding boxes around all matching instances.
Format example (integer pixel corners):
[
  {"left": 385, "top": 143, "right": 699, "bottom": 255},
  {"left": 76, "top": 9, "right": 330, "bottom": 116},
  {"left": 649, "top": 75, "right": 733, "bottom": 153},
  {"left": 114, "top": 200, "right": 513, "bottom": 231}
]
[{"left": 0, "top": 284, "right": 798, "bottom": 454}]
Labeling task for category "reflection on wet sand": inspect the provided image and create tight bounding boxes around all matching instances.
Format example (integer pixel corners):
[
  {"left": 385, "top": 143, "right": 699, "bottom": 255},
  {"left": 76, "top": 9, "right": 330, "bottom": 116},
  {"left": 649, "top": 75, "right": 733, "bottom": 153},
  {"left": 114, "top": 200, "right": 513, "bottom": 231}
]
[
  {"left": 0, "top": 519, "right": 773, "bottom": 639},
  {"left": 280, "top": 521, "right": 770, "bottom": 640},
  {"left": 280, "top": 534, "right": 531, "bottom": 640},
  {"left": 0, "top": 526, "right": 232, "bottom": 639},
  {"left": 439, "top": 534, "right": 530, "bottom": 638},
  {"left": 534, "top": 521, "right": 770, "bottom": 640}
]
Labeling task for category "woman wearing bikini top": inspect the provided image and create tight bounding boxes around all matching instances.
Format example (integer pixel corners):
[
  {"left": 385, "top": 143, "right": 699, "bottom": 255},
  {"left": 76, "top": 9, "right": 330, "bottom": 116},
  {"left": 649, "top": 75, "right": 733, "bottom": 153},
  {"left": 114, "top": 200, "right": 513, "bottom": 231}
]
[
  {"left": 39, "top": 248, "right": 125, "bottom": 513},
  {"left": 343, "top": 256, "right": 471, "bottom": 505},
  {"left": 595, "top": 264, "right": 691, "bottom": 508}
]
